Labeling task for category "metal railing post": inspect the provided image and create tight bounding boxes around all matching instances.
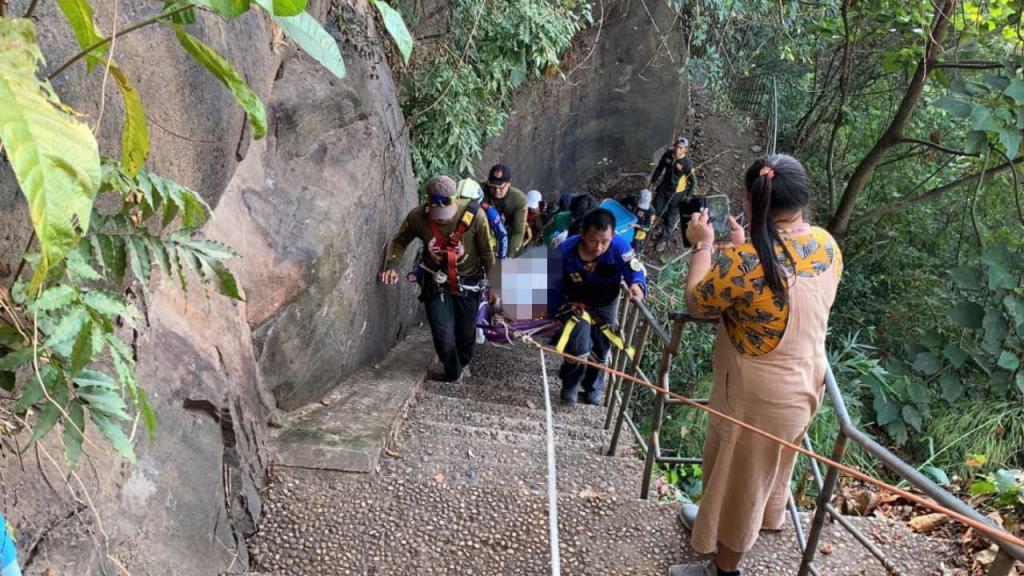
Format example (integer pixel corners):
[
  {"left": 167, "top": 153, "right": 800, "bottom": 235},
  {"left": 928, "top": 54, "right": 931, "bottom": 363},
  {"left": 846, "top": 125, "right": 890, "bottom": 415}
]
[
  {"left": 798, "top": 431, "right": 848, "bottom": 576},
  {"left": 608, "top": 321, "right": 651, "bottom": 455},
  {"left": 989, "top": 548, "right": 1017, "bottom": 576},
  {"left": 605, "top": 302, "right": 640, "bottom": 428},
  {"left": 640, "top": 318, "right": 685, "bottom": 499}
]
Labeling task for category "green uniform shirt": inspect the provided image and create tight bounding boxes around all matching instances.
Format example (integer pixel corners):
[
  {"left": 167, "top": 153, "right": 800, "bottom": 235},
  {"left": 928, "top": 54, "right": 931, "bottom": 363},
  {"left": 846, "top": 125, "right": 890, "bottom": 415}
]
[
  {"left": 385, "top": 200, "right": 496, "bottom": 277},
  {"left": 482, "top": 185, "right": 528, "bottom": 255},
  {"left": 542, "top": 211, "right": 573, "bottom": 245}
]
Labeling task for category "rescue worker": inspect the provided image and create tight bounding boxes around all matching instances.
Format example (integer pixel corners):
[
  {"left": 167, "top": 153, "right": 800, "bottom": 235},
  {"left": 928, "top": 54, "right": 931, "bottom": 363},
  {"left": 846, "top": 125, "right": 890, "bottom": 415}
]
[
  {"left": 650, "top": 137, "right": 699, "bottom": 252},
  {"left": 458, "top": 178, "right": 509, "bottom": 259},
  {"left": 481, "top": 164, "right": 529, "bottom": 256},
  {"left": 525, "top": 189, "right": 546, "bottom": 248},
  {"left": 380, "top": 175, "right": 496, "bottom": 382},
  {"left": 623, "top": 188, "right": 655, "bottom": 252},
  {"left": 548, "top": 208, "right": 647, "bottom": 405}
]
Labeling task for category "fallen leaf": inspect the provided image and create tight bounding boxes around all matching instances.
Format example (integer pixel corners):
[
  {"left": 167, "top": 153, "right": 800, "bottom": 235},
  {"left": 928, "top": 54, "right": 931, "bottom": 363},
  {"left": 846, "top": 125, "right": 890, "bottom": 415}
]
[
  {"left": 865, "top": 491, "right": 900, "bottom": 515},
  {"left": 578, "top": 487, "right": 600, "bottom": 499},
  {"left": 384, "top": 448, "right": 402, "bottom": 459},
  {"left": 986, "top": 511, "right": 1005, "bottom": 529},
  {"left": 974, "top": 544, "right": 998, "bottom": 566},
  {"left": 908, "top": 513, "right": 947, "bottom": 534},
  {"left": 965, "top": 455, "right": 988, "bottom": 468},
  {"left": 526, "top": 400, "right": 537, "bottom": 410},
  {"left": 319, "top": 399, "right": 330, "bottom": 406},
  {"left": 819, "top": 542, "right": 833, "bottom": 555},
  {"left": 433, "top": 472, "right": 445, "bottom": 485}
]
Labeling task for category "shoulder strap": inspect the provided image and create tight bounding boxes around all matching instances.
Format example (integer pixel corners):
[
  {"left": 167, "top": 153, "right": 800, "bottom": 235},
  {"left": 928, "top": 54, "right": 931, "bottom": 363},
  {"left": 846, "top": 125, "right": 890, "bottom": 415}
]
[{"left": 451, "top": 202, "right": 479, "bottom": 245}]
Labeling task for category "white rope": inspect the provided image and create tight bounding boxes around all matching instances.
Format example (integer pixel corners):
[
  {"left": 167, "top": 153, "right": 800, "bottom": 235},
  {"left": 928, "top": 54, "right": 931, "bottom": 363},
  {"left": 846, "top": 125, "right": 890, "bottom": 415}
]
[{"left": 538, "top": 348, "right": 562, "bottom": 576}]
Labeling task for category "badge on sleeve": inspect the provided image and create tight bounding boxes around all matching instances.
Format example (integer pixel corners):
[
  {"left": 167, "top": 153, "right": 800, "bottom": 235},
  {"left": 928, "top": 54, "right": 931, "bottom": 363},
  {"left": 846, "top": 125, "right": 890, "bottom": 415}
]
[
  {"left": 622, "top": 250, "right": 635, "bottom": 262},
  {"left": 629, "top": 259, "right": 644, "bottom": 272},
  {"left": 570, "top": 272, "right": 583, "bottom": 283}
]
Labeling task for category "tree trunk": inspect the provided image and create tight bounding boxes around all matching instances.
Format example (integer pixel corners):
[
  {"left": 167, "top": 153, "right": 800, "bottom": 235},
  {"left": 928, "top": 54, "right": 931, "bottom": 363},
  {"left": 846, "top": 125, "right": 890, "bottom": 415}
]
[{"left": 826, "top": 0, "right": 957, "bottom": 238}]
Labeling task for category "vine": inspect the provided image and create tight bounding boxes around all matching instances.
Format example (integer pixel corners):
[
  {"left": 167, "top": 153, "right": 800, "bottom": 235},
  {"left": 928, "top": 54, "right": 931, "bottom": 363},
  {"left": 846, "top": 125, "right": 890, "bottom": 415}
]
[{"left": 402, "top": 0, "right": 592, "bottom": 182}]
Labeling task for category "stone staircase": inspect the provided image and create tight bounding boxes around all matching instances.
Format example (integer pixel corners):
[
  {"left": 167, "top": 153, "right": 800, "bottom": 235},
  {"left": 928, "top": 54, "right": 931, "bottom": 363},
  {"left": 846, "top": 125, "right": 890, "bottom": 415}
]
[{"left": 245, "top": 336, "right": 960, "bottom": 576}]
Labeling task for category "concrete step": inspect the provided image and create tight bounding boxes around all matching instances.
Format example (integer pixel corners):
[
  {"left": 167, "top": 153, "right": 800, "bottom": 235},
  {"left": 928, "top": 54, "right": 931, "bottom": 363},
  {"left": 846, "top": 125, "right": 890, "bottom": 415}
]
[
  {"left": 407, "top": 402, "right": 612, "bottom": 445},
  {"left": 422, "top": 379, "right": 608, "bottom": 417},
  {"left": 249, "top": 468, "right": 690, "bottom": 576},
  {"left": 414, "top": 391, "right": 607, "bottom": 430},
  {"left": 267, "top": 329, "right": 434, "bottom": 472},
  {"left": 378, "top": 445, "right": 646, "bottom": 497},
  {"left": 403, "top": 418, "right": 613, "bottom": 453}
]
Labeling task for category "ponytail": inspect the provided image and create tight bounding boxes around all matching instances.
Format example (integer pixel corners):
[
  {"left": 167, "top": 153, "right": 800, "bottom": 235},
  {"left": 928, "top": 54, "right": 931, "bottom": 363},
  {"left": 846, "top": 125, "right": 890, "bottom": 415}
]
[
  {"left": 749, "top": 168, "right": 787, "bottom": 295},
  {"left": 744, "top": 155, "right": 810, "bottom": 298}
]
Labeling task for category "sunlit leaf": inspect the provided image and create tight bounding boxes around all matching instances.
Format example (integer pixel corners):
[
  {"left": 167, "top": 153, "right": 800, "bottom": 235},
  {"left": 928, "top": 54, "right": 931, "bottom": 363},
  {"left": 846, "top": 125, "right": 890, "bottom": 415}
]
[
  {"left": 174, "top": 26, "right": 267, "bottom": 138},
  {"left": 55, "top": 0, "right": 108, "bottom": 70},
  {"left": 109, "top": 66, "right": 150, "bottom": 176},
  {"left": 371, "top": 0, "right": 414, "bottom": 65},
  {"left": 0, "top": 19, "right": 102, "bottom": 291}
]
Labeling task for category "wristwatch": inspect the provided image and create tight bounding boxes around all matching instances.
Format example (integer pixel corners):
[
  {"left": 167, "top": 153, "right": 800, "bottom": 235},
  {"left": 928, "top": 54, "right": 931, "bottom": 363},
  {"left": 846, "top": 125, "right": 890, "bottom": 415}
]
[{"left": 694, "top": 241, "right": 714, "bottom": 254}]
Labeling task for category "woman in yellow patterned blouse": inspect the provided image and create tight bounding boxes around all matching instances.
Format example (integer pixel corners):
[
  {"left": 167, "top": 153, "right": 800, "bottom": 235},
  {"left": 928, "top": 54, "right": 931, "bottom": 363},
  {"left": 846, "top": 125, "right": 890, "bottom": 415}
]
[{"left": 669, "top": 154, "right": 843, "bottom": 576}]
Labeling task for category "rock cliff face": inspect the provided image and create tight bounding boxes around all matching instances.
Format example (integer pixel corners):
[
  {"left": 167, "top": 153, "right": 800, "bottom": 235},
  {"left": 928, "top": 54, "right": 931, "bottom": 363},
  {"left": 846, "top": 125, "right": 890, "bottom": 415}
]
[
  {"left": 0, "top": 1, "right": 418, "bottom": 573},
  {"left": 478, "top": 0, "right": 688, "bottom": 196}
]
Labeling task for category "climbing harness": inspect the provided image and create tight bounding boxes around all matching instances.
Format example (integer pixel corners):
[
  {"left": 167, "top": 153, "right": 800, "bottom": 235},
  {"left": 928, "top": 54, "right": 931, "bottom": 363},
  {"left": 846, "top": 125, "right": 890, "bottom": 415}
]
[
  {"left": 553, "top": 307, "right": 635, "bottom": 360},
  {"left": 427, "top": 203, "right": 479, "bottom": 294}
]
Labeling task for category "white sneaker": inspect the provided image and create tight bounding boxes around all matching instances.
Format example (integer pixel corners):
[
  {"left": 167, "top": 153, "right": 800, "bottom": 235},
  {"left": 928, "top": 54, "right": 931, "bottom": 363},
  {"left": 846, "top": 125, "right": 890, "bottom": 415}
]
[
  {"left": 668, "top": 559, "right": 716, "bottom": 576},
  {"left": 475, "top": 327, "right": 486, "bottom": 344}
]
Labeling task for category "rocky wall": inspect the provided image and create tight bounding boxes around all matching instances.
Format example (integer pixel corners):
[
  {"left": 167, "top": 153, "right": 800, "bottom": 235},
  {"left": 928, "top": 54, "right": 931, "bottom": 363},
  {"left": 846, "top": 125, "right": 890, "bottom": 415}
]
[
  {"left": 0, "top": 0, "right": 419, "bottom": 573},
  {"left": 477, "top": 0, "right": 688, "bottom": 196}
]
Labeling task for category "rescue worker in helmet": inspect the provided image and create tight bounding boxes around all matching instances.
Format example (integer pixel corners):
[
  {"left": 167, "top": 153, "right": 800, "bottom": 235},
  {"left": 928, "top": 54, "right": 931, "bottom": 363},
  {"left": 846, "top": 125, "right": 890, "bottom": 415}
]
[
  {"left": 458, "top": 178, "right": 509, "bottom": 259},
  {"left": 548, "top": 208, "right": 648, "bottom": 405},
  {"left": 524, "top": 189, "right": 546, "bottom": 249},
  {"left": 380, "top": 175, "right": 496, "bottom": 382},
  {"left": 650, "top": 137, "right": 698, "bottom": 252},
  {"left": 481, "top": 164, "right": 529, "bottom": 256}
]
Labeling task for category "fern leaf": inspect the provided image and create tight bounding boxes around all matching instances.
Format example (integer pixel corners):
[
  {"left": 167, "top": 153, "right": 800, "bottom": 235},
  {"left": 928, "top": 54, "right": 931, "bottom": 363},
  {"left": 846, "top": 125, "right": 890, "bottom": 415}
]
[
  {"left": 27, "top": 381, "right": 69, "bottom": 448},
  {"left": 63, "top": 399, "right": 86, "bottom": 469},
  {"left": 89, "top": 410, "right": 136, "bottom": 463}
]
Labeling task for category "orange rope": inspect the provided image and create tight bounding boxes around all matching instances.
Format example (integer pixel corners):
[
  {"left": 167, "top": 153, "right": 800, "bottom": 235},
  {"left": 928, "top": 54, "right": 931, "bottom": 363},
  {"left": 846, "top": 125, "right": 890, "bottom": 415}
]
[{"left": 521, "top": 336, "right": 1024, "bottom": 552}]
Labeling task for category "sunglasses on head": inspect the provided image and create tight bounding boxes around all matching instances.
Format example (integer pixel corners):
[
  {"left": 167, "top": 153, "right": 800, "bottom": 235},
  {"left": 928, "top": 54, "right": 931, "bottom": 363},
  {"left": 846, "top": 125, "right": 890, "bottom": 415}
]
[{"left": 429, "top": 194, "right": 453, "bottom": 206}]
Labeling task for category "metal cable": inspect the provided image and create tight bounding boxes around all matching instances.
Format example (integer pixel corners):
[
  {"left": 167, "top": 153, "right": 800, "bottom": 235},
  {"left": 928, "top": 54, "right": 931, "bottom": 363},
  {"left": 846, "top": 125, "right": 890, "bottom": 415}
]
[{"left": 538, "top": 349, "right": 562, "bottom": 576}]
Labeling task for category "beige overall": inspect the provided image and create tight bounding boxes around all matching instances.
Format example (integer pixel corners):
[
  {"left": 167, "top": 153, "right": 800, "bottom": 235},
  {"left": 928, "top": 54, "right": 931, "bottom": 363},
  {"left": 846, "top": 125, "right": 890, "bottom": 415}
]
[{"left": 691, "top": 261, "right": 840, "bottom": 554}]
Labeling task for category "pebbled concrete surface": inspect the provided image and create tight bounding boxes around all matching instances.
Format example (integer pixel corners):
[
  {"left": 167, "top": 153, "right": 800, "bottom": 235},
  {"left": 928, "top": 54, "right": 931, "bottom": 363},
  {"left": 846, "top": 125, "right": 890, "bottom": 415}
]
[{"left": 250, "top": 342, "right": 962, "bottom": 575}]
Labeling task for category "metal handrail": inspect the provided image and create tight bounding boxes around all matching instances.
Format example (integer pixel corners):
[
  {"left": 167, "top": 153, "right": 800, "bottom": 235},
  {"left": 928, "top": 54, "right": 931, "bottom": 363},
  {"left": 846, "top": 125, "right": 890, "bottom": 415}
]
[
  {"left": 602, "top": 292, "right": 1023, "bottom": 575},
  {"left": 597, "top": 73, "right": 1024, "bottom": 573}
]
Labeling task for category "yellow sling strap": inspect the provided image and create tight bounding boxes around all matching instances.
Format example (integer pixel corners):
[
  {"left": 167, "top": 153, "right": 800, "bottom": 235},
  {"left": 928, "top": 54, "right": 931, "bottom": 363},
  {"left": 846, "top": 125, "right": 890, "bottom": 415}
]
[
  {"left": 600, "top": 325, "right": 635, "bottom": 359},
  {"left": 555, "top": 309, "right": 633, "bottom": 359},
  {"left": 675, "top": 174, "right": 689, "bottom": 193}
]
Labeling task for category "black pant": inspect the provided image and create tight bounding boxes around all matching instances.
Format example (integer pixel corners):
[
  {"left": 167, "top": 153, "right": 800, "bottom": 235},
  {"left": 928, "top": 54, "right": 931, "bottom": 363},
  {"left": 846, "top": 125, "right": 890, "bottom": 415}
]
[
  {"left": 653, "top": 189, "right": 702, "bottom": 246},
  {"left": 421, "top": 279, "right": 483, "bottom": 381},
  {"left": 557, "top": 301, "right": 619, "bottom": 402}
]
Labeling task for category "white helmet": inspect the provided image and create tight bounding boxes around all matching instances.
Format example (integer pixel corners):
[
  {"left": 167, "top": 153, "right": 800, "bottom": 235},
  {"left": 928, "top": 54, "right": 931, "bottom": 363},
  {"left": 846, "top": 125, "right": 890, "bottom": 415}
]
[
  {"left": 639, "top": 188, "right": 652, "bottom": 210},
  {"left": 457, "top": 178, "right": 483, "bottom": 200},
  {"left": 526, "top": 189, "right": 543, "bottom": 209}
]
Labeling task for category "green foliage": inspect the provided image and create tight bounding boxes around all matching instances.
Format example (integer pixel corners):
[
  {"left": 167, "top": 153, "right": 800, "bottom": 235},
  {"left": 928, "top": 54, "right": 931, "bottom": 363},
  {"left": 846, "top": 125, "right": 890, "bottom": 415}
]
[
  {"left": 0, "top": 19, "right": 102, "bottom": 292},
  {"left": 404, "top": 0, "right": 589, "bottom": 182},
  {"left": 0, "top": 158, "right": 240, "bottom": 468},
  {"left": 55, "top": 0, "right": 108, "bottom": 70},
  {"left": 371, "top": 0, "right": 414, "bottom": 65},
  {"left": 252, "top": 0, "right": 347, "bottom": 78},
  {"left": 174, "top": 26, "right": 267, "bottom": 139}
]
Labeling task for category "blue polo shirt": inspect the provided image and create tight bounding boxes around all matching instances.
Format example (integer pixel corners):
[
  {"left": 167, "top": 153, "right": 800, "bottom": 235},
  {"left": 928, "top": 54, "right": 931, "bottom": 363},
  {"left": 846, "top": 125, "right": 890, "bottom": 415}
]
[{"left": 548, "top": 234, "right": 647, "bottom": 316}]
